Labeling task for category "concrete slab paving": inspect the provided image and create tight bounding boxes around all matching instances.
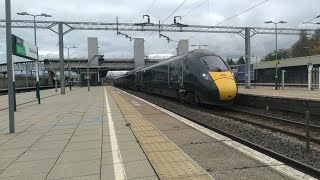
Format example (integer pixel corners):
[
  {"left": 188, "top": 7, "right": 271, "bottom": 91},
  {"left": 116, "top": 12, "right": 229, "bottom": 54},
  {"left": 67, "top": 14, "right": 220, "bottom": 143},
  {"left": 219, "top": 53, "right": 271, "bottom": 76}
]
[
  {"left": 56, "top": 148, "right": 101, "bottom": 164},
  {"left": 46, "top": 159, "right": 100, "bottom": 179},
  {"left": 0, "top": 148, "right": 28, "bottom": 158},
  {"left": 16, "top": 149, "right": 62, "bottom": 162},
  {"left": 29, "top": 140, "right": 68, "bottom": 151},
  {"left": 0, "top": 173, "right": 48, "bottom": 180},
  {"left": 0, "top": 86, "right": 158, "bottom": 179},
  {"left": 64, "top": 140, "right": 101, "bottom": 152},
  {"left": 0, "top": 159, "right": 56, "bottom": 177},
  {"left": 0, "top": 157, "right": 16, "bottom": 170},
  {"left": 59, "top": 174, "right": 100, "bottom": 180}
]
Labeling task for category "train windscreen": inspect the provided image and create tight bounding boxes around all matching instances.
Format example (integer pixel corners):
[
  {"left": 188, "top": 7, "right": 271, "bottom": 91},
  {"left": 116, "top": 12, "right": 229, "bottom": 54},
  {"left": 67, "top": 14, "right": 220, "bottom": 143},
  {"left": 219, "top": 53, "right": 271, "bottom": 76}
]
[{"left": 201, "top": 56, "right": 229, "bottom": 72}]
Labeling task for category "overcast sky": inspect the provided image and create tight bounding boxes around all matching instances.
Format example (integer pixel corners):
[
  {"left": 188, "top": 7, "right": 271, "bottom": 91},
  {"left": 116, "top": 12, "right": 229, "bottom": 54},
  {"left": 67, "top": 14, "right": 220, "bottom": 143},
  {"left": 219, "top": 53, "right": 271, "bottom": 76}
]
[{"left": 0, "top": 0, "right": 320, "bottom": 63}]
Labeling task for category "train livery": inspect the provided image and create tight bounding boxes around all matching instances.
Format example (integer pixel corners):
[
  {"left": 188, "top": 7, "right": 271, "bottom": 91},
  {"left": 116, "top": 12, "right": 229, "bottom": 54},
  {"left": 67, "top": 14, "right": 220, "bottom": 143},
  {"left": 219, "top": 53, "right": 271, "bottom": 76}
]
[{"left": 113, "top": 49, "right": 237, "bottom": 105}]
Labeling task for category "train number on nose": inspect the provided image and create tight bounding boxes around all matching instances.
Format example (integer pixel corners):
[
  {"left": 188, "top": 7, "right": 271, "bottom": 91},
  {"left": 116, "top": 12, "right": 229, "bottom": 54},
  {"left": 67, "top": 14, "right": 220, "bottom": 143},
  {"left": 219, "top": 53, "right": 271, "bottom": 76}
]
[{"left": 220, "top": 74, "right": 227, "bottom": 77}]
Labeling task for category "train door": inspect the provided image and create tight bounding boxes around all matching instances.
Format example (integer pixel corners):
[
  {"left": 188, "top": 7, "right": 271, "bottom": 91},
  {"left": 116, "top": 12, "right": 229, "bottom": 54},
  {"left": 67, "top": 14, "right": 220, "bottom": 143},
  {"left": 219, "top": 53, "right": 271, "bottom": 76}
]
[
  {"left": 178, "top": 59, "right": 184, "bottom": 88},
  {"left": 135, "top": 72, "right": 138, "bottom": 85},
  {"left": 168, "top": 60, "right": 183, "bottom": 88},
  {"left": 168, "top": 63, "right": 174, "bottom": 88}
]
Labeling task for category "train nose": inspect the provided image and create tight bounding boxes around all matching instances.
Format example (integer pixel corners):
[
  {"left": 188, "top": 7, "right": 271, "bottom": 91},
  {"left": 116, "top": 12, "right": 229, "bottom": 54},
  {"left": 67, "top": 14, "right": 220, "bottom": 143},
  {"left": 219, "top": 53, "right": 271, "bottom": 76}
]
[{"left": 208, "top": 72, "right": 237, "bottom": 101}]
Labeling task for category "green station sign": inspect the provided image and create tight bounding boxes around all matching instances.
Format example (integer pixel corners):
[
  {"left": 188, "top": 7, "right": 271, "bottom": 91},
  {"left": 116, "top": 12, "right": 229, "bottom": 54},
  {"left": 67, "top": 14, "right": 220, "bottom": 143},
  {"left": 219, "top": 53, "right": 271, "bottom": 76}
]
[{"left": 12, "top": 35, "right": 38, "bottom": 60}]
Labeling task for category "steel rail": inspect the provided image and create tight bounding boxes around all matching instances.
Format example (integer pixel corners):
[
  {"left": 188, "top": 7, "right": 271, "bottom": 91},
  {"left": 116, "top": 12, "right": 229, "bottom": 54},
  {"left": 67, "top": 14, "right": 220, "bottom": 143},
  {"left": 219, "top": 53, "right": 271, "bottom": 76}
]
[
  {"left": 229, "top": 107, "right": 320, "bottom": 131},
  {"left": 209, "top": 108, "right": 320, "bottom": 144}
]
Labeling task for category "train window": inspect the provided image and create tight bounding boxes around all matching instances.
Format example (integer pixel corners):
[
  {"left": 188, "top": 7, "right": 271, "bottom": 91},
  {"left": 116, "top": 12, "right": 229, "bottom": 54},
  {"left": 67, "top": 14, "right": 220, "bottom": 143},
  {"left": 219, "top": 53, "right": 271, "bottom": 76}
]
[
  {"left": 201, "top": 56, "right": 229, "bottom": 72},
  {"left": 144, "top": 71, "right": 153, "bottom": 81},
  {"left": 155, "top": 72, "right": 167, "bottom": 81}
]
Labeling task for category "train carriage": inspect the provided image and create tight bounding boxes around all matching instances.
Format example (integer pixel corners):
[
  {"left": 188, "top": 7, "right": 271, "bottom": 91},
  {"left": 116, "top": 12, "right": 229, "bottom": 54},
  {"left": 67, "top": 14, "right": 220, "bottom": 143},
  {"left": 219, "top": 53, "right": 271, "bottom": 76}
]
[{"left": 114, "top": 49, "right": 237, "bottom": 105}]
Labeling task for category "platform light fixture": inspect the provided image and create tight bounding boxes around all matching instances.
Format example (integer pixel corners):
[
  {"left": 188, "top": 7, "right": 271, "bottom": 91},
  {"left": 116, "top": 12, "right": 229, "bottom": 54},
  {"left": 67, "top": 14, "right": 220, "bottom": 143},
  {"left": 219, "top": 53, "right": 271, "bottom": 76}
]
[
  {"left": 64, "top": 45, "right": 78, "bottom": 91},
  {"left": 143, "top": 15, "right": 150, "bottom": 24},
  {"left": 174, "top": 16, "right": 182, "bottom": 24},
  {"left": 264, "top": 20, "right": 287, "bottom": 90},
  {"left": 17, "top": 11, "right": 52, "bottom": 103}
]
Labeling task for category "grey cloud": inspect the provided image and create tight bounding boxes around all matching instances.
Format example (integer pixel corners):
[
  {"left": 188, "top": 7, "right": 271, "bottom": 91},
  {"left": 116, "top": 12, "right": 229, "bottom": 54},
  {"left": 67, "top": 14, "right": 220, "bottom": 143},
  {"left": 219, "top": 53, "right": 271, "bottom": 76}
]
[{"left": 1, "top": 0, "right": 320, "bottom": 64}]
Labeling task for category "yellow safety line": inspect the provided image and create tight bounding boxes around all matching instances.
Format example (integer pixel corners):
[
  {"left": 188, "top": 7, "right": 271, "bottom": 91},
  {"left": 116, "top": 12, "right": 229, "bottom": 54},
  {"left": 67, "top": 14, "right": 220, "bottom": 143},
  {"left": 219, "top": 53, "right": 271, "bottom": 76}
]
[{"left": 107, "top": 86, "right": 212, "bottom": 180}]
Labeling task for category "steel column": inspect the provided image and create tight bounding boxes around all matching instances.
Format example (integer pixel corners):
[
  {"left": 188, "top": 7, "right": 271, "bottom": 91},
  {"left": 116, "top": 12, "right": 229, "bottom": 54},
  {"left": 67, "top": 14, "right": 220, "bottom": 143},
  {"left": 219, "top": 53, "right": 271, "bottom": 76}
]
[
  {"left": 13, "top": 67, "right": 16, "bottom": 111},
  {"left": 282, "top": 70, "right": 286, "bottom": 90},
  {"left": 318, "top": 67, "right": 320, "bottom": 90},
  {"left": 6, "top": 0, "right": 15, "bottom": 133},
  {"left": 245, "top": 28, "right": 251, "bottom": 89},
  {"left": 25, "top": 65, "right": 29, "bottom": 87},
  {"left": 97, "top": 69, "right": 100, "bottom": 85},
  {"left": 58, "top": 22, "right": 65, "bottom": 94},
  {"left": 308, "top": 65, "right": 312, "bottom": 91},
  {"left": 54, "top": 76, "right": 58, "bottom": 92}
]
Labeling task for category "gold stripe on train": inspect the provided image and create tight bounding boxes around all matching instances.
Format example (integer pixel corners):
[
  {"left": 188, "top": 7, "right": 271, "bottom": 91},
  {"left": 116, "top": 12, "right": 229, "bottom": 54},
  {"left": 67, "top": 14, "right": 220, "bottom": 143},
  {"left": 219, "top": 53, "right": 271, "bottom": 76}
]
[{"left": 208, "top": 72, "right": 237, "bottom": 101}]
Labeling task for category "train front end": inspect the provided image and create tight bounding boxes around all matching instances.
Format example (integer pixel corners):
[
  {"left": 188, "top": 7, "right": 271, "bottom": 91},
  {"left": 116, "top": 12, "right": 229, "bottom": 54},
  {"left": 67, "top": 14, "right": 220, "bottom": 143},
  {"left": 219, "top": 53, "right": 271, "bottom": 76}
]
[
  {"left": 208, "top": 71, "right": 237, "bottom": 101},
  {"left": 199, "top": 55, "right": 237, "bottom": 104}
]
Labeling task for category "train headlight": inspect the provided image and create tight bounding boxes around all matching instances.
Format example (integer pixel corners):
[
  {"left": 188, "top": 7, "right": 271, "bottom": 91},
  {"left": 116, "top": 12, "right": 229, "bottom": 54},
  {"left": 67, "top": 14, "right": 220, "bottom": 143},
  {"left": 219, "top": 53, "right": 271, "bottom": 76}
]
[{"left": 202, "top": 73, "right": 210, "bottom": 80}]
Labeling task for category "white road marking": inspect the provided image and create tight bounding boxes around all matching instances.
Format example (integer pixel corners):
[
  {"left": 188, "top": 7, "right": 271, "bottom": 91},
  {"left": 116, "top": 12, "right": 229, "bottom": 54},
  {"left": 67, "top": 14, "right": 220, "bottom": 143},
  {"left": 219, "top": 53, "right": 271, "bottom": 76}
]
[
  {"left": 119, "top": 88, "right": 317, "bottom": 180},
  {"left": 104, "top": 87, "right": 127, "bottom": 180}
]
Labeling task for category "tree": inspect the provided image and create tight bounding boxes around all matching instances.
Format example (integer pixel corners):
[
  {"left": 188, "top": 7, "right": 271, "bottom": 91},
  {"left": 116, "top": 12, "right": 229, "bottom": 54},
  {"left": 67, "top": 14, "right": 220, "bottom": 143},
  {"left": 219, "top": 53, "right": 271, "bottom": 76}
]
[
  {"left": 226, "top": 57, "right": 235, "bottom": 65},
  {"left": 236, "top": 56, "right": 245, "bottom": 65},
  {"left": 229, "top": 58, "right": 235, "bottom": 65},
  {"left": 291, "top": 30, "right": 312, "bottom": 58},
  {"left": 262, "top": 49, "right": 291, "bottom": 61},
  {"left": 311, "top": 29, "right": 320, "bottom": 55}
]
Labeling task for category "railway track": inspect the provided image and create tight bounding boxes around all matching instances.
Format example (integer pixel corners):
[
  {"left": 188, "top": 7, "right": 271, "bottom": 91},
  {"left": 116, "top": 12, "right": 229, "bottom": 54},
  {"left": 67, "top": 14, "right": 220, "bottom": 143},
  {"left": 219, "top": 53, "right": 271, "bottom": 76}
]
[
  {"left": 121, "top": 89, "right": 320, "bottom": 179},
  {"left": 167, "top": 104, "right": 320, "bottom": 179},
  {"left": 209, "top": 107, "right": 320, "bottom": 144}
]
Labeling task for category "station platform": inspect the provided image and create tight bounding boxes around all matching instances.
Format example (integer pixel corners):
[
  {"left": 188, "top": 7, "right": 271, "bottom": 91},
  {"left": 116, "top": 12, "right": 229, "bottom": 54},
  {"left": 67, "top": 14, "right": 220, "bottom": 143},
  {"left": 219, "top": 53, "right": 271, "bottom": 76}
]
[
  {"left": 0, "top": 86, "right": 211, "bottom": 179},
  {"left": 0, "top": 86, "right": 315, "bottom": 179},
  {"left": 237, "top": 86, "right": 320, "bottom": 115},
  {"left": 238, "top": 86, "right": 320, "bottom": 101},
  {"left": 0, "top": 87, "right": 75, "bottom": 111}
]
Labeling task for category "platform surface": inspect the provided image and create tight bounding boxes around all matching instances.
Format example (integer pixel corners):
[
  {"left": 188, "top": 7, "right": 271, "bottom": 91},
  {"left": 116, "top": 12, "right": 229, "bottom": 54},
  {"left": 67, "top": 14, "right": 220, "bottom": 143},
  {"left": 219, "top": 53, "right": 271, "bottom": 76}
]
[
  {"left": 0, "top": 86, "right": 315, "bottom": 180},
  {"left": 0, "top": 87, "right": 74, "bottom": 110},
  {"left": 238, "top": 86, "right": 320, "bottom": 101},
  {"left": 0, "top": 86, "right": 213, "bottom": 180},
  {"left": 0, "top": 87, "right": 158, "bottom": 179}
]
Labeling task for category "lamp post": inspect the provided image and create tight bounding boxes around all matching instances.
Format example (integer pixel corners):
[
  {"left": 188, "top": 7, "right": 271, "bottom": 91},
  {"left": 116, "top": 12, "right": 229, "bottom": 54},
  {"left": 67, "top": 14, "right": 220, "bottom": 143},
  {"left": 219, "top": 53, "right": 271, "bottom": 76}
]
[
  {"left": 6, "top": 0, "right": 15, "bottom": 133},
  {"left": 265, "top": 20, "right": 287, "bottom": 90},
  {"left": 17, "top": 12, "right": 52, "bottom": 104},
  {"left": 303, "top": 47, "right": 313, "bottom": 90},
  {"left": 64, "top": 45, "right": 78, "bottom": 90},
  {"left": 190, "top": 44, "right": 208, "bottom": 49}
]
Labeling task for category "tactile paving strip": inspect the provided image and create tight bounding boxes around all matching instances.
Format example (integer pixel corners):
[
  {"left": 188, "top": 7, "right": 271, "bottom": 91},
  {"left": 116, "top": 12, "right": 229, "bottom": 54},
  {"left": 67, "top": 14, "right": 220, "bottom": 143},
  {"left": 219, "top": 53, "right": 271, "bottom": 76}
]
[{"left": 107, "top": 87, "right": 212, "bottom": 180}]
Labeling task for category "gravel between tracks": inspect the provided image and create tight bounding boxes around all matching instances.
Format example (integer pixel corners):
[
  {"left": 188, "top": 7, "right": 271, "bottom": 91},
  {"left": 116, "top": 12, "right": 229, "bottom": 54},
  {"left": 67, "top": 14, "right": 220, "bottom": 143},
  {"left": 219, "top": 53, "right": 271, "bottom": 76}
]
[
  {"left": 123, "top": 88, "right": 320, "bottom": 170},
  {"left": 232, "top": 104, "right": 320, "bottom": 127}
]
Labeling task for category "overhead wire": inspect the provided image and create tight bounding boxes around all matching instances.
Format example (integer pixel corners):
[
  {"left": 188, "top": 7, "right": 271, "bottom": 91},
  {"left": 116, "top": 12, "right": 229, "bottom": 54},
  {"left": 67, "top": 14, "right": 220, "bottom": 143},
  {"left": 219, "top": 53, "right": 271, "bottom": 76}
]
[
  {"left": 187, "top": 0, "right": 270, "bottom": 40},
  {"left": 162, "top": 0, "right": 188, "bottom": 23},
  {"left": 147, "top": 0, "right": 188, "bottom": 54},
  {"left": 122, "top": 0, "right": 160, "bottom": 56},
  {"left": 181, "top": 0, "right": 208, "bottom": 18}
]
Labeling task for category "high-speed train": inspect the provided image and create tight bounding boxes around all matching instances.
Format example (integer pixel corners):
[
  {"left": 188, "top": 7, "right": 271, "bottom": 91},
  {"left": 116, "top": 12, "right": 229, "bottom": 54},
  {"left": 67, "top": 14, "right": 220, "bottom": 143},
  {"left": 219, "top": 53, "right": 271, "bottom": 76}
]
[{"left": 113, "top": 49, "right": 237, "bottom": 105}]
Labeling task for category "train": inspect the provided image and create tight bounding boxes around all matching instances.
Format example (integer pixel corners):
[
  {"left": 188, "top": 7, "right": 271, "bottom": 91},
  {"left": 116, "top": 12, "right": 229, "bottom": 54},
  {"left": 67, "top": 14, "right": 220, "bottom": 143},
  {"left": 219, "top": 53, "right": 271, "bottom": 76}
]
[{"left": 113, "top": 49, "right": 238, "bottom": 105}]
